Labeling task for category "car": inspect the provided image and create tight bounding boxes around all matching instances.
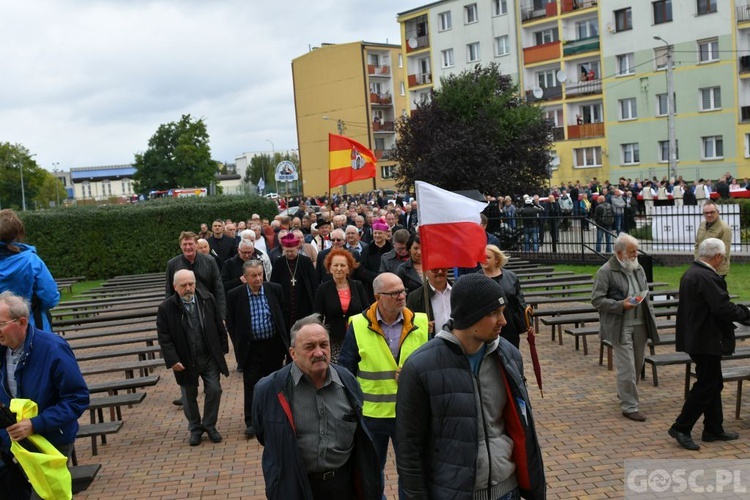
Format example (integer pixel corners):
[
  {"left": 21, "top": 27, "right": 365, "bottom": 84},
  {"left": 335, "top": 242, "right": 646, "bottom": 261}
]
[
  {"left": 264, "top": 193, "right": 279, "bottom": 199},
  {"left": 278, "top": 205, "right": 322, "bottom": 217}
]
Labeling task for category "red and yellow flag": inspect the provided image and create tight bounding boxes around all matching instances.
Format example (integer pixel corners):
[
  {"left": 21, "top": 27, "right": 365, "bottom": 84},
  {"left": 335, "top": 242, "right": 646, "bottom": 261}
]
[{"left": 328, "top": 133, "right": 376, "bottom": 189}]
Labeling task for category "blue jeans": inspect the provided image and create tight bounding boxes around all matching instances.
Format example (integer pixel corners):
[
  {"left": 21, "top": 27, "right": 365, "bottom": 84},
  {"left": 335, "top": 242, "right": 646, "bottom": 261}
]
[
  {"left": 596, "top": 227, "right": 612, "bottom": 253},
  {"left": 362, "top": 416, "right": 397, "bottom": 499},
  {"left": 523, "top": 227, "right": 538, "bottom": 252},
  {"left": 614, "top": 214, "right": 624, "bottom": 234}
]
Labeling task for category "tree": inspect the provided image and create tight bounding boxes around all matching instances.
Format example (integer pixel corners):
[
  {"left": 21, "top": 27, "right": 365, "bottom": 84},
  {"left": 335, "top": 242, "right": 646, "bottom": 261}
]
[
  {"left": 34, "top": 173, "right": 66, "bottom": 208},
  {"left": 0, "top": 142, "right": 50, "bottom": 210},
  {"left": 244, "top": 150, "right": 300, "bottom": 194},
  {"left": 392, "top": 63, "right": 553, "bottom": 197},
  {"left": 133, "top": 114, "right": 215, "bottom": 194}
]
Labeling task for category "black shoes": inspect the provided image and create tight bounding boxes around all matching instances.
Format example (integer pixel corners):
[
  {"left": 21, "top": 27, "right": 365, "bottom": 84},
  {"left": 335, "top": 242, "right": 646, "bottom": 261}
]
[
  {"left": 189, "top": 432, "right": 203, "bottom": 446},
  {"left": 206, "top": 428, "right": 223, "bottom": 443},
  {"left": 668, "top": 427, "right": 700, "bottom": 451},
  {"left": 623, "top": 411, "right": 647, "bottom": 422},
  {"left": 173, "top": 398, "right": 183, "bottom": 406},
  {"left": 702, "top": 430, "right": 739, "bottom": 442},
  {"left": 245, "top": 426, "right": 256, "bottom": 438}
]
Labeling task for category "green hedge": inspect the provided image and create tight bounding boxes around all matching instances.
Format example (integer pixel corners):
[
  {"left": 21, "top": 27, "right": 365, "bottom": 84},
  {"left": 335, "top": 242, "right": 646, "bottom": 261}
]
[{"left": 18, "top": 195, "right": 278, "bottom": 280}]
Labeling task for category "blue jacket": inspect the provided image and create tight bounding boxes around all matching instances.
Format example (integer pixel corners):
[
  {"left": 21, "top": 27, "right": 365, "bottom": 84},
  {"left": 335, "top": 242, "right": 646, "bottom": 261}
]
[
  {"left": 252, "top": 363, "right": 381, "bottom": 500},
  {"left": 0, "top": 326, "right": 89, "bottom": 452},
  {"left": 0, "top": 243, "right": 60, "bottom": 331}
]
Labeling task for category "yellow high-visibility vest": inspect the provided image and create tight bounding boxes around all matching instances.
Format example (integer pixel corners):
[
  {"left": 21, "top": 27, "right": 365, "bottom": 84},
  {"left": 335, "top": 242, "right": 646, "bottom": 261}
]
[{"left": 350, "top": 311, "right": 428, "bottom": 418}]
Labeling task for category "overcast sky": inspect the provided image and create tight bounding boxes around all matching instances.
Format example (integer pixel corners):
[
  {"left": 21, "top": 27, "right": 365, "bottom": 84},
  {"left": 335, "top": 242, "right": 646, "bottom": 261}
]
[{"left": 0, "top": 0, "right": 425, "bottom": 171}]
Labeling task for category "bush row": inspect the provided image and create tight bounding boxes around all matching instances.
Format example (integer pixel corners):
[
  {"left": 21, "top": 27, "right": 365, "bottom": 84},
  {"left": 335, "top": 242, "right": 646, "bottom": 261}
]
[{"left": 19, "top": 195, "right": 278, "bottom": 280}]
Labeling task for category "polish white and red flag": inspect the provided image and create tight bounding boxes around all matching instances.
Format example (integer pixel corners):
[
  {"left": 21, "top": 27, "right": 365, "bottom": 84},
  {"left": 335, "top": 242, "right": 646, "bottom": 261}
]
[{"left": 415, "top": 180, "right": 488, "bottom": 270}]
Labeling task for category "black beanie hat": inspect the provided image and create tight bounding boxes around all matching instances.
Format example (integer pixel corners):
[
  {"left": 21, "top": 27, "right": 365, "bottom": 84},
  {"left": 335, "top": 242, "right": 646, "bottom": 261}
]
[{"left": 450, "top": 273, "right": 507, "bottom": 330}]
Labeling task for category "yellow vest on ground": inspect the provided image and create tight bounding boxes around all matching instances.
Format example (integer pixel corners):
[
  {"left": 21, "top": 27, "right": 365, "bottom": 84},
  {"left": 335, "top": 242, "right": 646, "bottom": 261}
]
[{"left": 350, "top": 311, "right": 428, "bottom": 418}]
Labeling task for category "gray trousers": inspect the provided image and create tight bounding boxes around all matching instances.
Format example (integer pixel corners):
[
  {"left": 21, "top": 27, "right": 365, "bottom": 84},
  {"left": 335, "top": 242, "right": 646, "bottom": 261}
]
[
  {"left": 613, "top": 324, "right": 648, "bottom": 413},
  {"left": 181, "top": 351, "right": 223, "bottom": 434}
]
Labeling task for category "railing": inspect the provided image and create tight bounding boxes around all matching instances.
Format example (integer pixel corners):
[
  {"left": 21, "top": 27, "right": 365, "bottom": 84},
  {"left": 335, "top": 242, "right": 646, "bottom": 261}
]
[
  {"left": 738, "top": 4, "right": 750, "bottom": 23},
  {"left": 372, "top": 121, "right": 395, "bottom": 132},
  {"left": 561, "top": 0, "right": 599, "bottom": 14},
  {"left": 522, "top": 40, "right": 561, "bottom": 64},
  {"left": 405, "top": 35, "right": 430, "bottom": 53},
  {"left": 552, "top": 127, "right": 565, "bottom": 141},
  {"left": 370, "top": 92, "right": 392, "bottom": 105},
  {"left": 407, "top": 73, "right": 432, "bottom": 86},
  {"left": 562, "top": 36, "right": 600, "bottom": 56},
  {"left": 565, "top": 79, "right": 602, "bottom": 97},
  {"left": 740, "top": 55, "right": 750, "bottom": 73},
  {"left": 367, "top": 65, "right": 390, "bottom": 76},
  {"left": 526, "top": 86, "right": 563, "bottom": 103},
  {"left": 567, "top": 122, "right": 604, "bottom": 139}
]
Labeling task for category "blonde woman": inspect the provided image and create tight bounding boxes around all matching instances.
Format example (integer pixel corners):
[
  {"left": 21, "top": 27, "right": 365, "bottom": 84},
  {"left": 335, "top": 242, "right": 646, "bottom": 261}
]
[{"left": 479, "top": 244, "right": 531, "bottom": 348}]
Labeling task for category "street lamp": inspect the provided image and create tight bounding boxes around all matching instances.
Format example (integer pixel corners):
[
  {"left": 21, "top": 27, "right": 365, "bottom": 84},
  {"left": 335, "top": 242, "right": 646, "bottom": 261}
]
[
  {"left": 266, "top": 139, "right": 275, "bottom": 194},
  {"left": 654, "top": 36, "right": 676, "bottom": 181},
  {"left": 52, "top": 162, "right": 61, "bottom": 208}
]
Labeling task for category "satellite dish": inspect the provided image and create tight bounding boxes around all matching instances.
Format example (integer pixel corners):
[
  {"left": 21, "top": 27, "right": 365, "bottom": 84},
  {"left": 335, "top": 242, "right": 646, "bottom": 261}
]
[
  {"left": 407, "top": 37, "right": 418, "bottom": 49},
  {"left": 533, "top": 87, "right": 544, "bottom": 99},
  {"left": 556, "top": 70, "right": 567, "bottom": 83},
  {"left": 550, "top": 156, "right": 561, "bottom": 167},
  {"left": 606, "top": 23, "right": 615, "bottom": 33}
]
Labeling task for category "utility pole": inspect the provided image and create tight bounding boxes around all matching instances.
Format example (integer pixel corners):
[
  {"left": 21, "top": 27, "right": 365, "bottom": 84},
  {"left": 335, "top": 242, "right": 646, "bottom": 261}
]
[
  {"left": 266, "top": 139, "right": 276, "bottom": 195},
  {"left": 654, "top": 36, "right": 676, "bottom": 180},
  {"left": 52, "top": 163, "right": 61, "bottom": 208}
]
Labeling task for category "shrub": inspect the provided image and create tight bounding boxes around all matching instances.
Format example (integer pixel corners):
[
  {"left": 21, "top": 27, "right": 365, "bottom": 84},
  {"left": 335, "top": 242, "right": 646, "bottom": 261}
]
[{"left": 18, "top": 195, "right": 277, "bottom": 280}]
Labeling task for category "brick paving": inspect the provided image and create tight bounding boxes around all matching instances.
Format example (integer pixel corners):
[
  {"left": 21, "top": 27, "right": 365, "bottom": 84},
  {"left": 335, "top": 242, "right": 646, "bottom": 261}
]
[{"left": 70, "top": 304, "right": 750, "bottom": 499}]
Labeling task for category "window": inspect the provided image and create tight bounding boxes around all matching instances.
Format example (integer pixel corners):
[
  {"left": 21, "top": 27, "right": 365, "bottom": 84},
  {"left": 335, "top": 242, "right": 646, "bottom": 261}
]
[
  {"left": 370, "top": 82, "right": 382, "bottom": 94},
  {"left": 654, "top": 47, "right": 669, "bottom": 70},
  {"left": 579, "top": 61, "right": 600, "bottom": 80},
  {"left": 467, "top": 42, "right": 480, "bottom": 62},
  {"left": 493, "top": 0, "right": 508, "bottom": 16},
  {"left": 576, "top": 19, "right": 598, "bottom": 40},
  {"left": 441, "top": 49, "right": 454, "bottom": 68},
  {"left": 534, "top": 28, "right": 558, "bottom": 46},
  {"left": 465, "top": 3, "right": 478, "bottom": 24},
  {"left": 698, "top": 38, "right": 719, "bottom": 63},
  {"left": 438, "top": 11, "right": 452, "bottom": 31},
  {"left": 374, "top": 138, "right": 386, "bottom": 151},
  {"left": 619, "top": 98, "right": 637, "bottom": 120},
  {"left": 494, "top": 35, "right": 510, "bottom": 56},
  {"left": 745, "top": 134, "right": 750, "bottom": 158},
  {"left": 697, "top": 0, "right": 717, "bottom": 15},
  {"left": 400, "top": 82, "right": 405, "bottom": 95},
  {"left": 616, "top": 53, "right": 634, "bottom": 75},
  {"left": 398, "top": 54, "right": 403, "bottom": 68},
  {"left": 659, "top": 140, "right": 679, "bottom": 162},
  {"left": 82, "top": 181, "right": 91, "bottom": 198},
  {"left": 614, "top": 8, "right": 632, "bottom": 32},
  {"left": 656, "top": 93, "right": 677, "bottom": 115},
  {"left": 381, "top": 165, "right": 396, "bottom": 179},
  {"left": 368, "top": 54, "right": 380, "bottom": 67},
  {"left": 702, "top": 136, "right": 723, "bottom": 159},
  {"left": 580, "top": 103, "right": 602, "bottom": 123},
  {"left": 574, "top": 147, "right": 602, "bottom": 167},
  {"left": 653, "top": 0, "right": 672, "bottom": 24},
  {"left": 537, "top": 70, "right": 556, "bottom": 89},
  {"left": 700, "top": 87, "right": 721, "bottom": 111},
  {"left": 621, "top": 143, "right": 640, "bottom": 165},
  {"left": 545, "top": 108, "right": 563, "bottom": 127}
]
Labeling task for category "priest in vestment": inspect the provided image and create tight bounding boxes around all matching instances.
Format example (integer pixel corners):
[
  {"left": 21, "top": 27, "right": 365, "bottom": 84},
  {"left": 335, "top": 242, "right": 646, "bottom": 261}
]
[{"left": 270, "top": 232, "right": 319, "bottom": 328}]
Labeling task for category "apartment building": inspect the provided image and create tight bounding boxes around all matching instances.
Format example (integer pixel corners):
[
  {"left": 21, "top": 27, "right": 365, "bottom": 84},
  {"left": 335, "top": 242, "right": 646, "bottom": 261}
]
[{"left": 291, "top": 42, "right": 406, "bottom": 196}]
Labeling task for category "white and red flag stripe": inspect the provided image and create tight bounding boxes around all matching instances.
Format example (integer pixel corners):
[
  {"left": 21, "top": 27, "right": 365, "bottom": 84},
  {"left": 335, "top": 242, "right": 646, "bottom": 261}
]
[{"left": 415, "top": 180, "right": 488, "bottom": 270}]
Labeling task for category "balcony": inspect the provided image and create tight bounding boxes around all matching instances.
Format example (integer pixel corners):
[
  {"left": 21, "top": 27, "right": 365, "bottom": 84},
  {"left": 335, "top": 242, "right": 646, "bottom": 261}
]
[
  {"left": 741, "top": 55, "right": 750, "bottom": 73},
  {"left": 738, "top": 4, "right": 750, "bottom": 24},
  {"left": 562, "top": 36, "right": 600, "bottom": 56},
  {"left": 523, "top": 40, "right": 561, "bottom": 64},
  {"left": 406, "top": 35, "right": 430, "bottom": 53},
  {"left": 368, "top": 65, "right": 391, "bottom": 76},
  {"left": 742, "top": 106, "right": 750, "bottom": 122},
  {"left": 567, "top": 122, "right": 604, "bottom": 139},
  {"left": 370, "top": 92, "right": 393, "bottom": 105},
  {"left": 407, "top": 72, "right": 432, "bottom": 86},
  {"left": 372, "top": 121, "right": 395, "bottom": 132},
  {"left": 526, "top": 86, "right": 563, "bottom": 103},
  {"left": 552, "top": 127, "right": 565, "bottom": 141},
  {"left": 561, "top": 0, "right": 598, "bottom": 14},
  {"left": 565, "top": 79, "right": 602, "bottom": 97},
  {"left": 374, "top": 149, "right": 393, "bottom": 160},
  {"left": 521, "top": 1, "right": 558, "bottom": 22}
]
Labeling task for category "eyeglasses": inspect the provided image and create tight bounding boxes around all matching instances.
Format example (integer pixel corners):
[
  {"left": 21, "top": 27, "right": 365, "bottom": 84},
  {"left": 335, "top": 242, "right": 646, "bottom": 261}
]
[
  {"left": 380, "top": 289, "right": 408, "bottom": 298},
  {"left": 331, "top": 238, "right": 344, "bottom": 242},
  {"left": 703, "top": 211, "right": 717, "bottom": 215},
  {"left": 0, "top": 318, "right": 18, "bottom": 328}
]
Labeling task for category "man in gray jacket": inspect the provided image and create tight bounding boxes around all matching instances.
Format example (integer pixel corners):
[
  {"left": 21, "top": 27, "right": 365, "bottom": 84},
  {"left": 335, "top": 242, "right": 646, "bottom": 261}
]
[
  {"left": 611, "top": 189, "right": 626, "bottom": 234},
  {"left": 592, "top": 233, "right": 659, "bottom": 422}
]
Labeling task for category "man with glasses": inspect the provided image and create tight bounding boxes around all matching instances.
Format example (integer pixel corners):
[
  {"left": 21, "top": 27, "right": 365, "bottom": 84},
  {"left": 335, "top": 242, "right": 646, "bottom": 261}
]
[
  {"left": 221, "top": 239, "right": 269, "bottom": 293},
  {"left": 339, "top": 272, "right": 429, "bottom": 494},
  {"left": 378, "top": 229, "right": 411, "bottom": 275},
  {"left": 694, "top": 201, "right": 732, "bottom": 277}
]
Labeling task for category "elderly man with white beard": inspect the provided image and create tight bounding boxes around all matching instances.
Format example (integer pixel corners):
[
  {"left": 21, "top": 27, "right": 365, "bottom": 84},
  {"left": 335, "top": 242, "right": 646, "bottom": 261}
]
[{"left": 592, "top": 233, "right": 659, "bottom": 422}]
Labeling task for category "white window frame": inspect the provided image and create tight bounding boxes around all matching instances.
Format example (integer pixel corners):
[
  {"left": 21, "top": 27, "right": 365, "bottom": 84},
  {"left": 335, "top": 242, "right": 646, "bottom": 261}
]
[
  {"left": 702, "top": 136, "right": 723, "bottom": 159},
  {"left": 438, "top": 11, "right": 452, "bottom": 31},
  {"left": 441, "top": 48, "right": 454, "bottom": 68},
  {"left": 381, "top": 165, "right": 396, "bottom": 180},
  {"left": 654, "top": 46, "right": 669, "bottom": 71},
  {"left": 493, "top": 0, "right": 508, "bottom": 16},
  {"left": 537, "top": 70, "right": 556, "bottom": 89},
  {"left": 400, "top": 82, "right": 405, "bottom": 96},
  {"left": 576, "top": 19, "right": 598, "bottom": 39},
  {"left": 573, "top": 147, "right": 602, "bottom": 168},
  {"left": 658, "top": 140, "right": 679, "bottom": 162},
  {"left": 535, "top": 28, "right": 556, "bottom": 46},
  {"left": 621, "top": 143, "right": 640, "bottom": 165},
  {"left": 467, "top": 42, "right": 480, "bottom": 63},
  {"left": 699, "top": 86, "right": 721, "bottom": 111},
  {"left": 698, "top": 38, "right": 719, "bottom": 63},
  {"left": 580, "top": 103, "right": 602, "bottom": 123},
  {"left": 619, "top": 98, "right": 637, "bottom": 120},
  {"left": 465, "top": 3, "right": 478, "bottom": 24},
  {"left": 398, "top": 54, "right": 403, "bottom": 68},
  {"left": 616, "top": 53, "right": 635, "bottom": 76},
  {"left": 745, "top": 134, "right": 750, "bottom": 158},
  {"left": 494, "top": 35, "right": 510, "bottom": 57}
]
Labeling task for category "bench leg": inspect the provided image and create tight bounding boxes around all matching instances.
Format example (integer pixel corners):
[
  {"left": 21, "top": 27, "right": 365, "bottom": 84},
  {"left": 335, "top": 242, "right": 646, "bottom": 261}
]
[
  {"left": 650, "top": 363, "right": 657, "bottom": 385},
  {"left": 736, "top": 380, "right": 743, "bottom": 420},
  {"left": 71, "top": 445, "right": 78, "bottom": 466},
  {"left": 582, "top": 335, "right": 588, "bottom": 356},
  {"left": 558, "top": 325, "right": 563, "bottom": 346},
  {"left": 574, "top": 336, "right": 579, "bottom": 351},
  {"left": 599, "top": 342, "right": 604, "bottom": 366},
  {"left": 607, "top": 347, "right": 613, "bottom": 370}
]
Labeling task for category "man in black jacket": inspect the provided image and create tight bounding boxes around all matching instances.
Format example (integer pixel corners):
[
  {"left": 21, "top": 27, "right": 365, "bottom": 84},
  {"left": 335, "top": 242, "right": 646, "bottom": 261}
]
[
  {"left": 207, "top": 219, "right": 237, "bottom": 263},
  {"left": 668, "top": 238, "right": 750, "bottom": 451},
  {"left": 157, "top": 270, "right": 229, "bottom": 446},
  {"left": 227, "top": 260, "right": 287, "bottom": 438},
  {"left": 396, "top": 273, "right": 545, "bottom": 499}
]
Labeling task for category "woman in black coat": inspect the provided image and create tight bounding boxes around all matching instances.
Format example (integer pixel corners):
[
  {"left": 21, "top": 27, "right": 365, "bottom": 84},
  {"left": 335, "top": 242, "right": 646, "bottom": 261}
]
[
  {"left": 396, "top": 233, "right": 423, "bottom": 293},
  {"left": 313, "top": 248, "right": 370, "bottom": 362}
]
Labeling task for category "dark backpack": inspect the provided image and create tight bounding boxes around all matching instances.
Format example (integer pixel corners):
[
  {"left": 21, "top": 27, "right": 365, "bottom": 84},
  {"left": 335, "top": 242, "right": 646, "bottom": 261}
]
[{"left": 599, "top": 203, "right": 614, "bottom": 227}]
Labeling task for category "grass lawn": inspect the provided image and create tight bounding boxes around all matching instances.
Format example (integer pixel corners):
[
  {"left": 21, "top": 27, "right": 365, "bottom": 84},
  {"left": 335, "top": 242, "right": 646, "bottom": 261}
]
[
  {"left": 59, "top": 280, "right": 105, "bottom": 302},
  {"left": 553, "top": 262, "right": 750, "bottom": 301}
]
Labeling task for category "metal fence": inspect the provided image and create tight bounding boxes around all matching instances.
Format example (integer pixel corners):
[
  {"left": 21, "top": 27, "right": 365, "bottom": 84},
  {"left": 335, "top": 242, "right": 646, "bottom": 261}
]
[{"left": 488, "top": 207, "right": 748, "bottom": 264}]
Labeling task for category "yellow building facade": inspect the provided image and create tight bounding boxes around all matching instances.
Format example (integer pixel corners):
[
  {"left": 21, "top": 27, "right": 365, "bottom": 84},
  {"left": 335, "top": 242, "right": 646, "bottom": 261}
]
[{"left": 292, "top": 42, "right": 407, "bottom": 197}]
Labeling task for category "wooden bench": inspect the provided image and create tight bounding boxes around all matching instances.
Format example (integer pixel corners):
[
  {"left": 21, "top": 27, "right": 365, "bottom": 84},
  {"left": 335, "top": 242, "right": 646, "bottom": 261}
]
[
  {"left": 88, "top": 392, "right": 148, "bottom": 424},
  {"left": 75, "top": 421, "right": 123, "bottom": 459},
  {"left": 524, "top": 287, "right": 593, "bottom": 298},
  {"left": 566, "top": 321, "right": 677, "bottom": 359},
  {"left": 64, "top": 324, "right": 155, "bottom": 341},
  {"left": 71, "top": 463, "right": 102, "bottom": 494},
  {"left": 56, "top": 316, "right": 154, "bottom": 334},
  {"left": 645, "top": 346, "right": 750, "bottom": 387},
  {"left": 87, "top": 375, "right": 160, "bottom": 395},
  {"left": 80, "top": 358, "right": 163, "bottom": 379},
  {"left": 689, "top": 366, "right": 750, "bottom": 419},
  {"left": 70, "top": 334, "right": 157, "bottom": 351},
  {"left": 53, "top": 307, "right": 158, "bottom": 328},
  {"left": 76, "top": 344, "right": 162, "bottom": 363},
  {"left": 545, "top": 308, "right": 679, "bottom": 346}
]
